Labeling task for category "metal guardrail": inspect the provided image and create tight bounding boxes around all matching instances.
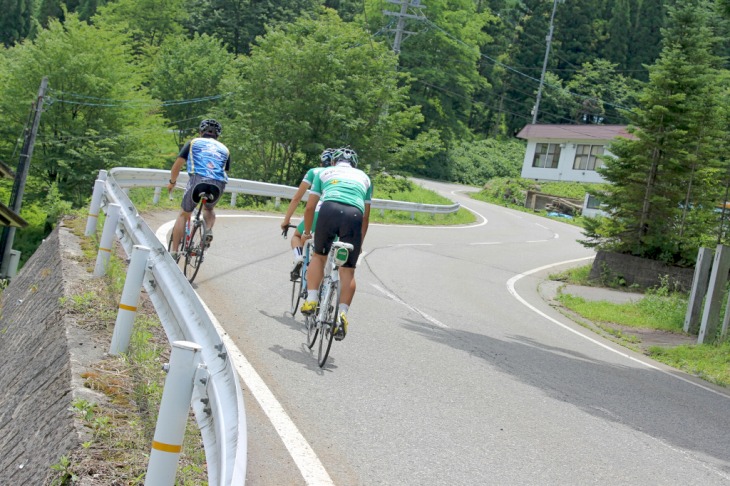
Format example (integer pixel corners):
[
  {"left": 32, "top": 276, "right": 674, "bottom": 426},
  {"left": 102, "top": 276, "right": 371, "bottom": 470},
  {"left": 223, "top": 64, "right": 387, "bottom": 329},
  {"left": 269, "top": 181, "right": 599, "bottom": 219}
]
[
  {"left": 98, "top": 166, "right": 458, "bottom": 484},
  {"left": 109, "top": 167, "right": 461, "bottom": 215},
  {"left": 101, "top": 170, "right": 247, "bottom": 486}
]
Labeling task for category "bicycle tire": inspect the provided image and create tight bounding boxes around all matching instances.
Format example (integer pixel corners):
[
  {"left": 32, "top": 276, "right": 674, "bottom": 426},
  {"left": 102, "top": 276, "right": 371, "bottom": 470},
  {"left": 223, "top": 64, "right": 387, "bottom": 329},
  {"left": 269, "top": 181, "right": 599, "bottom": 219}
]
[
  {"left": 317, "top": 280, "right": 338, "bottom": 368},
  {"left": 184, "top": 220, "right": 206, "bottom": 283},
  {"left": 290, "top": 264, "right": 303, "bottom": 316},
  {"left": 305, "top": 313, "right": 318, "bottom": 349}
]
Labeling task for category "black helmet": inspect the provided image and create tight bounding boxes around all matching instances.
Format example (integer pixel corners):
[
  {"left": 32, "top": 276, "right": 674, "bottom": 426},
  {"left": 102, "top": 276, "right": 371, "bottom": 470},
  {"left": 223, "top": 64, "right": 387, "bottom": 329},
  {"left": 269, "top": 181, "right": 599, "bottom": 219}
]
[
  {"left": 332, "top": 147, "right": 358, "bottom": 167},
  {"left": 320, "top": 148, "right": 335, "bottom": 167},
  {"left": 199, "top": 119, "right": 222, "bottom": 137}
]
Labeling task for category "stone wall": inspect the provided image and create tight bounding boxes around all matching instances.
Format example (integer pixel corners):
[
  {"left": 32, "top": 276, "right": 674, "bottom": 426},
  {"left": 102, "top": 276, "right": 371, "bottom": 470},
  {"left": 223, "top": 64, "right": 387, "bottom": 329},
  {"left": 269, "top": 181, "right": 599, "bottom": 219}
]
[
  {"left": 589, "top": 250, "right": 696, "bottom": 292},
  {"left": 0, "top": 221, "right": 105, "bottom": 484}
]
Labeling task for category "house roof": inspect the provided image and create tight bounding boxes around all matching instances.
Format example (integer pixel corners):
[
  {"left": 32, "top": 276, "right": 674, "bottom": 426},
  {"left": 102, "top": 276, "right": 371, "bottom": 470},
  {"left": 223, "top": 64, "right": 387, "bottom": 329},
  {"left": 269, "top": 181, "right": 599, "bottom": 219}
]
[
  {"left": 516, "top": 124, "right": 636, "bottom": 141},
  {"left": 0, "top": 201, "right": 27, "bottom": 228}
]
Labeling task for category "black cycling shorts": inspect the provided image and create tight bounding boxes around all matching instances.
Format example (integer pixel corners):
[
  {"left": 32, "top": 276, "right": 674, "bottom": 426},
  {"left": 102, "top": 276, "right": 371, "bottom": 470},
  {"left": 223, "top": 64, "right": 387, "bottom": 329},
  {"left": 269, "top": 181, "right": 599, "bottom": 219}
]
[
  {"left": 313, "top": 201, "right": 363, "bottom": 268},
  {"left": 182, "top": 174, "right": 225, "bottom": 213}
]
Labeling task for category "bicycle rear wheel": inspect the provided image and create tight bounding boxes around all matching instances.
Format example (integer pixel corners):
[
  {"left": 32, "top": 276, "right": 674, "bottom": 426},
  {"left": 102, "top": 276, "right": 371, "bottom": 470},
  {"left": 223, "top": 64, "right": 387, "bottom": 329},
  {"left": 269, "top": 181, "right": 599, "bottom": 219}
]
[
  {"left": 184, "top": 221, "right": 206, "bottom": 283},
  {"left": 317, "top": 280, "right": 338, "bottom": 368}
]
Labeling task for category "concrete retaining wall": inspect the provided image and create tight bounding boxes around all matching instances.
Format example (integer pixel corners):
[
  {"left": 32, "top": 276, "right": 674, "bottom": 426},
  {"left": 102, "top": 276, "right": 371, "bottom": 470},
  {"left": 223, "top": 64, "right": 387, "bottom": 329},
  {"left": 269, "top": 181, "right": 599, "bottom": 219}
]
[
  {"left": 0, "top": 221, "right": 103, "bottom": 484},
  {"left": 589, "top": 250, "right": 695, "bottom": 291}
]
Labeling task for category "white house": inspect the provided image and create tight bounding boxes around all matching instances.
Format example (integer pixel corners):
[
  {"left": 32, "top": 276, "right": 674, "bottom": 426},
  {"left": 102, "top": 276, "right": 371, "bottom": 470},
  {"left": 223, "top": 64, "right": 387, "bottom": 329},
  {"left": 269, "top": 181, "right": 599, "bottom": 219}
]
[{"left": 516, "top": 124, "right": 635, "bottom": 184}]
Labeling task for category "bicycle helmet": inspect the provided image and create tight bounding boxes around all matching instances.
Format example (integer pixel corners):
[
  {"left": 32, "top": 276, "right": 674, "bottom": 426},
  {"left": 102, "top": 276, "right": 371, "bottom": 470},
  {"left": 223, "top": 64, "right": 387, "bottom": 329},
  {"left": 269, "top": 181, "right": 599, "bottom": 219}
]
[
  {"left": 332, "top": 147, "right": 358, "bottom": 167},
  {"left": 199, "top": 119, "right": 222, "bottom": 138},
  {"left": 320, "top": 148, "right": 335, "bottom": 167}
]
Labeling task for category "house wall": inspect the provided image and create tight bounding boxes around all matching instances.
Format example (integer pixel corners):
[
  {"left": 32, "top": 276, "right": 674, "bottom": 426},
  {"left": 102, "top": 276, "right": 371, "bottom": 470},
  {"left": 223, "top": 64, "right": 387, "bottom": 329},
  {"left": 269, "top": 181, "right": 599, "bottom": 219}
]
[{"left": 520, "top": 139, "right": 613, "bottom": 184}]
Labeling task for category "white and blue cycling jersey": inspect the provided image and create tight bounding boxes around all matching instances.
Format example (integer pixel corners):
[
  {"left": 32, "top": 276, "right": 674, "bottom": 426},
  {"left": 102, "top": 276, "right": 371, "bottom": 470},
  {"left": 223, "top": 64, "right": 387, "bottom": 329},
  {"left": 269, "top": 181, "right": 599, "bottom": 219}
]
[{"left": 178, "top": 136, "right": 230, "bottom": 182}]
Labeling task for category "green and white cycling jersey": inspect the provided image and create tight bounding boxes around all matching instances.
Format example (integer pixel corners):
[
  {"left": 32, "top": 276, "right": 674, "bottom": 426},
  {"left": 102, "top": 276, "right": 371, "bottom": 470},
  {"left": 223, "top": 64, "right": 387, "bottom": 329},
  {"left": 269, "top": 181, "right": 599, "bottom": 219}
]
[{"left": 310, "top": 162, "right": 372, "bottom": 213}]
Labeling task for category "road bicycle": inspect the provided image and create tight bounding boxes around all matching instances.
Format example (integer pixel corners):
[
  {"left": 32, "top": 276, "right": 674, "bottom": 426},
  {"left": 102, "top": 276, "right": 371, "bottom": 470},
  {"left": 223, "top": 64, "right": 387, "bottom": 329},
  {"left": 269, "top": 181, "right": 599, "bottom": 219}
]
[
  {"left": 168, "top": 184, "right": 219, "bottom": 284},
  {"left": 304, "top": 240, "right": 353, "bottom": 368},
  {"left": 282, "top": 224, "right": 312, "bottom": 316}
]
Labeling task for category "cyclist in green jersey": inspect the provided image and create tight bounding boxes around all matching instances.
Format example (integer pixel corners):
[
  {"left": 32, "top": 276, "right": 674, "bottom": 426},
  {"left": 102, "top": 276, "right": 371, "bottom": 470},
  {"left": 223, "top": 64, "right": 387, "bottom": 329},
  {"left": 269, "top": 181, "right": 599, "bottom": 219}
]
[
  {"left": 300, "top": 147, "right": 372, "bottom": 340},
  {"left": 280, "top": 148, "right": 335, "bottom": 280}
]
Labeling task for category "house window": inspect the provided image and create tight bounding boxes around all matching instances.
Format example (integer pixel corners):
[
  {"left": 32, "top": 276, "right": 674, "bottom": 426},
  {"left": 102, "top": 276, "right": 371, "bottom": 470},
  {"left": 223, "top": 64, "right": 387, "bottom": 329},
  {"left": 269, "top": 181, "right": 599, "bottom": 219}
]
[
  {"left": 573, "top": 144, "right": 605, "bottom": 170},
  {"left": 532, "top": 143, "right": 561, "bottom": 169}
]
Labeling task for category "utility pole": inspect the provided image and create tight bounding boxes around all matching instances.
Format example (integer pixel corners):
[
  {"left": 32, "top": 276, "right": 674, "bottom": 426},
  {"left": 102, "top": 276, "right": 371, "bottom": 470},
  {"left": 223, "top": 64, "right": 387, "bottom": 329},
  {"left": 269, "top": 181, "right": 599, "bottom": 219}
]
[
  {"left": 0, "top": 76, "right": 48, "bottom": 277},
  {"left": 532, "top": 0, "right": 561, "bottom": 124},
  {"left": 383, "top": 0, "right": 426, "bottom": 54}
]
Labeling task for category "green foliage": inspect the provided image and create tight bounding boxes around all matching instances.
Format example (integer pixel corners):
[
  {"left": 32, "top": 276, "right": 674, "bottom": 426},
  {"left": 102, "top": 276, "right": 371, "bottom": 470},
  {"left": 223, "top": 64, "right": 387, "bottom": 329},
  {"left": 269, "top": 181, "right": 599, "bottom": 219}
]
[
  {"left": 444, "top": 138, "right": 525, "bottom": 186},
  {"left": 146, "top": 33, "right": 236, "bottom": 148},
  {"left": 220, "top": 8, "right": 424, "bottom": 185},
  {"left": 585, "top": 0, "right": 729, "bottom": 266},
  {"left": 0, "top": 12, "right": 171, "bottom": 206}
]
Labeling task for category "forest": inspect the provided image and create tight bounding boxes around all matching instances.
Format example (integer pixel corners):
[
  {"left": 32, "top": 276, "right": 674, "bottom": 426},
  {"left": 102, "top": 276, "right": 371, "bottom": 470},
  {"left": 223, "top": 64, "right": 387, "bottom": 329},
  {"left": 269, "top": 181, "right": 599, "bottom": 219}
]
[{"left": 0, "top": 0, "right": 729, "bottom": 266}]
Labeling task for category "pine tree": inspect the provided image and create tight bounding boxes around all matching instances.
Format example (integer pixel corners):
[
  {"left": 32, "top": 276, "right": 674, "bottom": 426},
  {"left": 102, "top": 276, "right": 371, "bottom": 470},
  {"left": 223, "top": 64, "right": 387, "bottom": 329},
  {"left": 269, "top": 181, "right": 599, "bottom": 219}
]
[
  {"left": 604, "top": 0, "right": 631, "bottom": 70},
  {"left": 0, "top": 0, "right": 34, "bottom": 46},
  {"left": 585, "top": 0, "right": 727, "bottom": 265}
]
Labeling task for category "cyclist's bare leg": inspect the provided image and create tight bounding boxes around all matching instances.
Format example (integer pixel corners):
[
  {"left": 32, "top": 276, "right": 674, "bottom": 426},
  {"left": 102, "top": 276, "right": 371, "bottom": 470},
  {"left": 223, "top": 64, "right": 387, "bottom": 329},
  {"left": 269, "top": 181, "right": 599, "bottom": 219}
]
[
  {"left": 306, "top": 253, "right": 326, "bottom": 296},
  {"left": 203, "top": 207, "right": 216, "bottom": 230},
  {"left": 338, "top": 267, "right": 356, "bottom": 306},
  {"left": 171, "top": 210, "right": 192, "bottom": 252}
]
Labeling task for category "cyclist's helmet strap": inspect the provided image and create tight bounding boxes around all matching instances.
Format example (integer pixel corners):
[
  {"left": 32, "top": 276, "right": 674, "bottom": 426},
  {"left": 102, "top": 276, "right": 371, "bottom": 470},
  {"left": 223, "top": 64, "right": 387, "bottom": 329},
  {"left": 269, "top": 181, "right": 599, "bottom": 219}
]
[
  {"left": 199, "top": 119, "right": 222, "bottom": 138},
  {"left": 332, "top": 147, "right": 358, "bottom": 168}
]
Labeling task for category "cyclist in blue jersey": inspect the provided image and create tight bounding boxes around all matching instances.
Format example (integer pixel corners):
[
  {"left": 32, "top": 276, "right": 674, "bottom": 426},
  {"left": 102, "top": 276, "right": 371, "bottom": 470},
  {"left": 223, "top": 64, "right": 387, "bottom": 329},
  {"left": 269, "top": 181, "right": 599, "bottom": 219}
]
[
  {"left": 167, "top": 119, "right": 230, "bottom": 259},
  {"left": 281, "top": 148, "right": 335, "bottom": 280},
  {"left": 300, "top": 147, "right": 372, "bottom": 340}
]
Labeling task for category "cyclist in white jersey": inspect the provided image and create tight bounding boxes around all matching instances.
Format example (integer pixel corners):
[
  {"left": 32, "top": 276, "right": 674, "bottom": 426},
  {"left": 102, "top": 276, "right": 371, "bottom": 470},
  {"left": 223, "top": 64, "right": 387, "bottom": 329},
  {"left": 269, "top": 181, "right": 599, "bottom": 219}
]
[
  {"left": 281, "top": 148, "right": 335, "bottom": 280},
  {"left": 300, "top": 147, "right": 372, "bottom": 340},
  {"left": 167, "top": 119, "right": 230, "bottom": 259}
]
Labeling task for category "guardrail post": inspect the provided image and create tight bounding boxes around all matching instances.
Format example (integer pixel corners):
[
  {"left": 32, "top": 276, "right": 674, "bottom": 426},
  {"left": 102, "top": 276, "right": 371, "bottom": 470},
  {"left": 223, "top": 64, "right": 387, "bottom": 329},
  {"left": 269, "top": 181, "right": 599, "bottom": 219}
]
[
  {"left": 110, "top": 245, "right": 151, "bottom": 355},
  {"left": 145, "top": 341, "right": 202, "bottom": 486},
  {"left": 698, "top": 244, "right": 730, "bottom": 343},
  {"left": 275, "top": 196, "right": 281, "bottom": 209},
  {"left": 85, "top": 177, "right": 107, "bottom": 236},
  {"left": 153, "top": 187, "right": 162, "bottom": 205},
  {"left": 230, "top": 192, "right": 237, "bottom": 207},
  {"left": 93, "top": 203, "right": 121, "bottom": 276}
]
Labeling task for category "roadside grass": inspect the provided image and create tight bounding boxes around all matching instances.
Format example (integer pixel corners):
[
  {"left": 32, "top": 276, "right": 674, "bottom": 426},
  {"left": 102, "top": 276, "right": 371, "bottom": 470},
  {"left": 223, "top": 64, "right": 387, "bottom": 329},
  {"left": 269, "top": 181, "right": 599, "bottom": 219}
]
[
  {"left": 549, "top": 264, "right": 730, "bottom": 387},
  {"left": 46, "top": 214, "right": 207, "bottom": 485},
  {"left": 127, "top": 172, "right": 475, "bottom": 227}
]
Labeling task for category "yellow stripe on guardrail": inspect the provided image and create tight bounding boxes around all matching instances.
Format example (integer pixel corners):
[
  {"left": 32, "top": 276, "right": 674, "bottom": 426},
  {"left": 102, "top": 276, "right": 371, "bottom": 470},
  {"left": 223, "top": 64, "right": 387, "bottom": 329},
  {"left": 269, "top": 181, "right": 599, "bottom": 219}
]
[
  {"left": 119, "top": 303, "right": 137, "bottom": 312},
  {"left": 151, "top": 441, "right": 182, "bottom": 453},
  {"left": 99, "top": 247, "right": 111, "bottom": 253}
]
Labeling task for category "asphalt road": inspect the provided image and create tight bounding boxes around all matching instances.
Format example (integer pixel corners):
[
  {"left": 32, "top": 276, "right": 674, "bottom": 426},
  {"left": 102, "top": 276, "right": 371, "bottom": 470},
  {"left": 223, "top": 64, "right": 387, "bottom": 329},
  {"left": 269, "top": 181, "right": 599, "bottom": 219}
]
[{"left": 147, "top": 180, "right": 730, "bottom": 485}]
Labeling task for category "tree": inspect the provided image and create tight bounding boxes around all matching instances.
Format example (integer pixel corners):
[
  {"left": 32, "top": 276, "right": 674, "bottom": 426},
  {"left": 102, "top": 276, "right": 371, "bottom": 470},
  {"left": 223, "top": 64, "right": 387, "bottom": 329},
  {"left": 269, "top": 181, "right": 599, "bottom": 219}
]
[
  {"left": 603, "top": 0, "right": 631, "bottom": 70},
  {"left": 0, "top": 0, "right": 34, "bottom": 46},
  {"left": 185, "top": 0, "right": 320, "bottom": 55},
  {"left": 627, "top": 0, "right": 665, "bottom": 81},
  {"left": 0, "top": 13, "right": 170, "bottom": 206},
  {"left": 583, "top": 0, "right": 728, "bottom": 266},
  {"left": 93, "top": 0, "right": 188, "bottom": 52},
  {"left": 218, "top": 8, "right": 424, "bottom": 184},
  {"left": 146, "top": 34, "right": 236, "bottom": 148}
]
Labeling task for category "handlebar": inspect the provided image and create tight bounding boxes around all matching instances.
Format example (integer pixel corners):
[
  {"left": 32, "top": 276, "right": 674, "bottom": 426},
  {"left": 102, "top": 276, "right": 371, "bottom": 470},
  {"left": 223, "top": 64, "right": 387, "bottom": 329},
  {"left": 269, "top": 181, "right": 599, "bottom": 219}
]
[{"left": 282, "top": 224, "right": 298, "bottom": 239}]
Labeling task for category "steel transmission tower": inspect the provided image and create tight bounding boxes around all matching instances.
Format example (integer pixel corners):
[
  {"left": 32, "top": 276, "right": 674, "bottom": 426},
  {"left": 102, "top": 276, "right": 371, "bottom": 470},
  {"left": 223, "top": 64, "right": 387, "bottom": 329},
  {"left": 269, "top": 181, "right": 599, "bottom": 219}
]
[{"left": 383, "top": 0, "right": 426, "bottom": 54}]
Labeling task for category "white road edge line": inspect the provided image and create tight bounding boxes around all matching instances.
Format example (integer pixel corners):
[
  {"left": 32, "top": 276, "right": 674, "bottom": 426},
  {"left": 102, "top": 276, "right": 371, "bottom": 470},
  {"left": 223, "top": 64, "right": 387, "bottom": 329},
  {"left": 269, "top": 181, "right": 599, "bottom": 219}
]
[
  {"left": 156, "top": 220, "right": 335, "bottom": 486},
  {"left": 507, "top": 257, "right": 730, "bottom": 400}
]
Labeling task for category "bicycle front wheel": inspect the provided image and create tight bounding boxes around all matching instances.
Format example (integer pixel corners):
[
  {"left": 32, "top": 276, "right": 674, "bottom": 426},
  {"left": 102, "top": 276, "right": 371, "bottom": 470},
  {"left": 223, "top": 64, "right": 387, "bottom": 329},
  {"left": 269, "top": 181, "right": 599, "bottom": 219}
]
[
  {"left": 305, "top": 313, "right": 318, "bottom": 349},
  {"left": 290, "top": 272, "right": 303, "bottom": 316},
  {"left": 317, "top": 280, "right": 338, "bottom": 368},
  {"left": 184, "top": 221, "right": 206, "bottom": 283}
]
